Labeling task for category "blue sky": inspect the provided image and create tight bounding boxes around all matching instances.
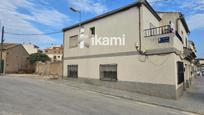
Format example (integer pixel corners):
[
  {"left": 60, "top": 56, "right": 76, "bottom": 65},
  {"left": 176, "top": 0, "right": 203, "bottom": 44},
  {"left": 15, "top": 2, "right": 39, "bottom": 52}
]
[{"left": 0, "top": 0, "right": 203, "bottom": 58}]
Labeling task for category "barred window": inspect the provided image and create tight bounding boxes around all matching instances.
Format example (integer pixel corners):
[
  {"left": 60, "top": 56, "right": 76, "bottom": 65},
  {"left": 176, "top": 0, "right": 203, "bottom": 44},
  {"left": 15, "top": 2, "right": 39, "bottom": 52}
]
[
  {"left": 69, "top": 35, "right": 78, "bottom": 48},
  {"left": 100, "top": 64, "right": 117, "bottom": 81},
  {"left": 67, "top": 65, "right": 78, "bottom": 78}
]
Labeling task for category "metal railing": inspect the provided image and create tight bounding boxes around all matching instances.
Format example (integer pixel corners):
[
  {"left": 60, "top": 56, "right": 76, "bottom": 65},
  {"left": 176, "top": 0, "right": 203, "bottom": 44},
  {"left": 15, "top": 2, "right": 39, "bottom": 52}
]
[{"left": 144, "top": 25, "right": 172, "bottom": 37}]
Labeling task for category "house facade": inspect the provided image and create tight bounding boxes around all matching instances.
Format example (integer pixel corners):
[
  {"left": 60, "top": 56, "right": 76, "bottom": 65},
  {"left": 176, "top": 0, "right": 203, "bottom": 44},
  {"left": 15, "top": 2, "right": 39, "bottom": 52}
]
[
  {"left": 44, "top": 45, "right": 63, "bottom": 62},
  {"left": 1, "top": 43, "right": 30, "bottom": 73},
  {"left": 197, "top": 58, "right": 204, "bottom": 76},
  {"left": 63, "top": 0, "right": 197, "bottom": 99}
]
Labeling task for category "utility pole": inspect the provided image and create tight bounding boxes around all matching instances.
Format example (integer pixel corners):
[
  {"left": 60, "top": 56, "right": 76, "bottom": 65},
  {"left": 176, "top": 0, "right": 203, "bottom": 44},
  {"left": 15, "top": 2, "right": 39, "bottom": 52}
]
[{"left": 0, "top": 26, "right": 4, "bottom": 74}]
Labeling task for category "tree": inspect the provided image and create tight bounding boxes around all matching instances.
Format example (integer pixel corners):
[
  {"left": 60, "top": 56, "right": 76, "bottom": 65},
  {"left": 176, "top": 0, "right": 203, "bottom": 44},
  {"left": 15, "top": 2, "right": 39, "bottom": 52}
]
[{"left": 28, "top": 53, "right": 50, "bottom": 64}]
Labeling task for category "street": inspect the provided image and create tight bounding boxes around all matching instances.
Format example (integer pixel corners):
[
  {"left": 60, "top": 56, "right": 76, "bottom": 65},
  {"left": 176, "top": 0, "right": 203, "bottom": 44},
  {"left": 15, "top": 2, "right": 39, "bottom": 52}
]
[{"left": 0, "top": 76, "right": 198, "bottom": 115}]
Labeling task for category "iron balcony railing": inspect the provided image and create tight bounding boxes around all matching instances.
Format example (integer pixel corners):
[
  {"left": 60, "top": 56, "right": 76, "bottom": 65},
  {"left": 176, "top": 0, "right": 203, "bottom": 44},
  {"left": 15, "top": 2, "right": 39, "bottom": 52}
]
[{"left": 144, "top": 25, "right": 172, "bottom": 37}]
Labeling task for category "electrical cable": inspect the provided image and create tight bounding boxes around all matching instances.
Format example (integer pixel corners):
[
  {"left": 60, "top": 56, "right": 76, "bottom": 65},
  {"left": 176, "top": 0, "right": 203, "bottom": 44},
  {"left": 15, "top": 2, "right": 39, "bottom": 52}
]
[{"left": 4, "top": 31, "right": 62, "bottom": 36}]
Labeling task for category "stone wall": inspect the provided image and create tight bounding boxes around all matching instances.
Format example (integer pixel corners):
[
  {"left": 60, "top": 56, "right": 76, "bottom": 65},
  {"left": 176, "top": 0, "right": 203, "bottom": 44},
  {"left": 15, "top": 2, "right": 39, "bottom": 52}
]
[{"left": 35, "top": 61, "right": 62, "bottom": 78}]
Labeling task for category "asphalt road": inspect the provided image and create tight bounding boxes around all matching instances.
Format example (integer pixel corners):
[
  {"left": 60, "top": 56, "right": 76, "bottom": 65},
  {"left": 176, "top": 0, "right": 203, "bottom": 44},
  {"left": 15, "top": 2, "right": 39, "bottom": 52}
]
[{"left": 0, "top": 76, "right": 197, "bottom": 115}]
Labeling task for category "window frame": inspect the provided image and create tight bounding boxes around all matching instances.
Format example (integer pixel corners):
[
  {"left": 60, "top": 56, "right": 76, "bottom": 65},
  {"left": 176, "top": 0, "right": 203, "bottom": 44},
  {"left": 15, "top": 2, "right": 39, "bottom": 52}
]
[
  {"left": 67, "top": 65, "right": 78, "bottom": 78},
  {"left": 177, "top": 61, "right": 184, "bottom": 84},
  {"left": 69, "top": 35, "right": 78, "bottom": 48},
  {"left": 99, "top": 64, "right": 118, "bottom": 81},
  {"left": 90, "top": 27, "right": 95, "bottom": 36}
]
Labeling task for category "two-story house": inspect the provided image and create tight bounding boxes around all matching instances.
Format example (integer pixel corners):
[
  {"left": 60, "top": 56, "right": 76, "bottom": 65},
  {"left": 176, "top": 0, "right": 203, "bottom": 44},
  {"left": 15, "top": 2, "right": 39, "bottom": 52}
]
[
  {"left": 62, "top": 0, "right": 197, "bottom": 99},
  {"left": 44, "top": 45, "right": 63, "bottom": 62}
]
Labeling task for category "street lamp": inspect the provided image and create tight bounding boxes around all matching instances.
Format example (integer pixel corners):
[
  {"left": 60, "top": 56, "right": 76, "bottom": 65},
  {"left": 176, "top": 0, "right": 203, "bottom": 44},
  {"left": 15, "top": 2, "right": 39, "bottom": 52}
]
[
  {"left": 70, "top": 7, "right": 85, "bottom": 48},
  {"left": 70, "top": 7, "right": 81, "bottom": 29}
]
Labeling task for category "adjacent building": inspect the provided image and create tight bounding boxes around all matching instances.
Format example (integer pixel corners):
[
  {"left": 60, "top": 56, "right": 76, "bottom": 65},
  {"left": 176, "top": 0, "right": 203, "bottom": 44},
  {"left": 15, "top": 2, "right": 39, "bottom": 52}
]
[
  {"left": 44, "top": 45, "right": 63, "bottom": 62},
  {"left": 63, "top": 0, "right": 197, "bottom": 99},
  {"left": 0, "top": 43, "right": 30, "bottom": 73},
  {"left": 197, "top": 58, "right": 204, "bottom": 76},
  {"left": 23, "top": 43, "right": 42, "bottom": 54},
  {"left": 199, "top": 59, "right": 204, "bottom": 65}
]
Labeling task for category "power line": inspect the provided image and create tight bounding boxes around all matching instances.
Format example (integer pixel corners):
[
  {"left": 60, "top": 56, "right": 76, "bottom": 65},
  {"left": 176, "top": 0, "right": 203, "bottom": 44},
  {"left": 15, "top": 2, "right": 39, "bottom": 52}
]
[
  {"left": 5, "top": 31, "right": 62, "bottom": 36},
  {"left": 149, "top": 0, "right": 170, "bottom": 3}
]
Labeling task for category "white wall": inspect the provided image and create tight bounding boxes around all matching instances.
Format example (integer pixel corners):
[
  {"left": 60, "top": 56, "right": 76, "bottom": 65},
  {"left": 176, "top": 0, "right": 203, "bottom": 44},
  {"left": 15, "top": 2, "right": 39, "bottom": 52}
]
[
  {"left": 23, "top": 44, "right": 39, "bottom": 54},
  {"left": 64, "top": 53, "right": 177, "bottom": 85}
]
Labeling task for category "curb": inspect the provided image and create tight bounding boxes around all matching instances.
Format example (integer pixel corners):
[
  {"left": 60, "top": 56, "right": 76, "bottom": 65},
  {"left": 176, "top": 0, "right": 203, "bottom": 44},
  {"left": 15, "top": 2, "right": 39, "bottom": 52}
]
[{"left": 60, "top": 82, "right": 203, "bottom": 115}]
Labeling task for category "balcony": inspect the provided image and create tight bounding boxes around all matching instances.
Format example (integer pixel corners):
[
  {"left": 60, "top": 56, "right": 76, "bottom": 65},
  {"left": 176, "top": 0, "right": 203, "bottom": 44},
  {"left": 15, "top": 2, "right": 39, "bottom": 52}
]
[
  {"left": 184, "top": 47, "right": 196, "bottom": 61},
  {"left": 144, "top": 25, "right": 172, "bottom": 37},
  {"left": 143, "top": 25, "right": 184, "bottom": 53}
]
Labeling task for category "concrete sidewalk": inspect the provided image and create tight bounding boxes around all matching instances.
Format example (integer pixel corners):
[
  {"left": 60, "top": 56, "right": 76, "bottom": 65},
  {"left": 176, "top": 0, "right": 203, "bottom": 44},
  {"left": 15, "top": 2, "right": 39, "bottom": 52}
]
[
  {"left": 5, "top": 74, "right": 204, "bottom": 114},
  {"left": 52, "top": 77, "right": 204, "bottom": 115}
]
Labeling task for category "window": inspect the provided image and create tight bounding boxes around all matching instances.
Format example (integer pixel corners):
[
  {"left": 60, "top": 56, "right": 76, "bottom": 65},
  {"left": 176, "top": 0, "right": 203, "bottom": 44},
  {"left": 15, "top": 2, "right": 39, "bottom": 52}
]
[
  {"left": 54, "top": 56, "right": 56, "bottom": 59},
  {"left": 90, "top": 27, "right": 95, "bottom": 35},
  {"left": 67, "top": 65, "right": 78, "bottom": 78},
  {"left": 177, "top": 61, "right": 184, "bottom": 84},
  {"left": 69, "top": 35, "right": 78, "bottom": 48},
  {"left": 100, "top": 64, "right": 117, "bottom": 81}
]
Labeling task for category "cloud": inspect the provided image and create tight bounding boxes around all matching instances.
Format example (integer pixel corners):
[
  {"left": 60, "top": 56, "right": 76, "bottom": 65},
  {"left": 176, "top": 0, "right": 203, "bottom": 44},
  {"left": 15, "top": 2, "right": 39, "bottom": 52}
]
[
  {"left": 179, "top": 0, "right": 204, "bottom": 30},
  {"left": 68, "top": 0, "right": 108, "bottom": 14},
  {"left": 187, "top": 13, "right": 204, "bottom": 30},
  {"left": 147, "top": 0, "right": 167, "bottom": 6},
  {"left": 180, "top": 0, "right": 204, "bottom": 11},
  {"left": 0, "top": 0, "right": 69, "bottom": 47},
  {"left": 147, "top": 0, "right": 204, "bottom": 30},
  {"left": 31, "top": 9, "right": 68, "bottom": 27}
]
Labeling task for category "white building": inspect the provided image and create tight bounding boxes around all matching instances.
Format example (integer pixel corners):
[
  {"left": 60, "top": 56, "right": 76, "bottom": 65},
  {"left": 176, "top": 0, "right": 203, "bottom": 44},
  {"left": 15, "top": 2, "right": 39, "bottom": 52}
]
[
  {"left": 62, "top": 0, "right": 197, "bottom": 99},
  {"left": 23, "top": 43, "right": 41, "bottom": 54},
  {"left": 44, "top": 45, "right": 63, "bottom": 62}
]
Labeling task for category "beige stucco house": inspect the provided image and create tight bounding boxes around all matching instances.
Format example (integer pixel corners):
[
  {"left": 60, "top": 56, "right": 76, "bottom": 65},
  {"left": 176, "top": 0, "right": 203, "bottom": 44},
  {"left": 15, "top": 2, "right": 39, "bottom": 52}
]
[
  {"left": 62, "top": 0, "right": 197, "bottom": 99},
  {"left": 197, "top": 58, "right": 204, "bottom": 76},
  {"left": 199, "top": 59, "right": 204, "bottom": 65},
  {"left": 44, "top": 45, "right": 63, "bottom": 62},
  {"left": 1, "top": 43, "right": 30, "bottom": 73}
]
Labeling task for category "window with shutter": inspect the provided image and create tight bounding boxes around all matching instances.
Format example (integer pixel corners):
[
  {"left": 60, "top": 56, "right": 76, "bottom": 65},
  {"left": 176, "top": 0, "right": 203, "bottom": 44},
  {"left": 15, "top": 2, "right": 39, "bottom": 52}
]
[{"left": 69, "top": 35, "right": 78, "bottom": 48}]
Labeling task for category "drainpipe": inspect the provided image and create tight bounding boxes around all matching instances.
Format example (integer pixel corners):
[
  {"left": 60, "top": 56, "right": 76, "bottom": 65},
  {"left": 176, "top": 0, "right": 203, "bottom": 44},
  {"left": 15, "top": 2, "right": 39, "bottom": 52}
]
[
  {"left": 176, "top": 18, "right": 179, "bottom": 32},
  {"left": 138, "top": 2, "right": 143, "bottom": 54},
  {"left": 62, "top": 32, "right": 65, "bottom": 79}
]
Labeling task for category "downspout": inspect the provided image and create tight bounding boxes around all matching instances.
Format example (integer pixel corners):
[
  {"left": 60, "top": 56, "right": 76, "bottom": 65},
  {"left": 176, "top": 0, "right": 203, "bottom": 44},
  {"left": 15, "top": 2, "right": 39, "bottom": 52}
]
[
  {"left": 138, "top": 3, "right": 143, "bottom": 54},
  {"left": 176, "top": 18, "right": 179, "bottom": 32},
  {"left": 62, "top": 31, "right": 65, "bottom": 78}
]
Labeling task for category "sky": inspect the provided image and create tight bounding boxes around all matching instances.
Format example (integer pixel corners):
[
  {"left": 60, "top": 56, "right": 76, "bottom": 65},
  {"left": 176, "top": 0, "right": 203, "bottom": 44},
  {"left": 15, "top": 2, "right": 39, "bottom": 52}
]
[{"left": 0, "top": 0, "right": 203, "bottom": 58}]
